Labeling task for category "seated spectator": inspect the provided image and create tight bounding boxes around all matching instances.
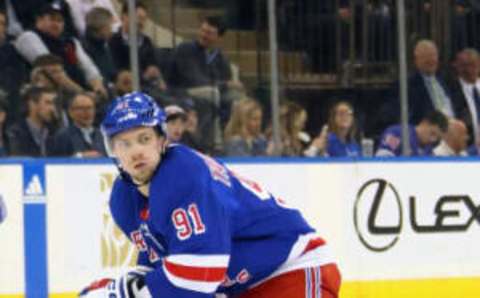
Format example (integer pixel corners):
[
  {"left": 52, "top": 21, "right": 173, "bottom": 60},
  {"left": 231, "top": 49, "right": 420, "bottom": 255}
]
[
  {"left": 66, "top": 0, "right": 120, "bottom": 36},
  {"left": 433, "top": 119, "right": 468, "bottom": 156},
  {"left": 82, "top": 7, "right": 116, "bottom": 83},
  {"left": 6, "top": 86, "right": 58, "bottom": 157},
  {"left": 380, "top": 39, "right": 454, "bottom": 128},
  {"left": 179, "top": 100, "right": 205, "bottom": 152},
  {"left": 376, "top": 110, "right": 448, "bottom": 157},
  {"left": 0, "top": 9, "right": 29, "bottom": 120},
  {"left": 268, "top": 101, "right": 310, "bottom": 157},
  {"left": 5, "top": 0, "right": 78, "bottom": 38},
  {"left": 168, "top": 16, "right": 240, "bottom": 93},
  {"left": 0, "top": 97, "right": 9, "bottom": 156},
  {"left": 165, "top": 105, "right": 187, "bottom": 143},
  {"left": 52, "top": 92, "right": 106, "bottom": 157},
  {"left": 14, "top": 3, "right": 107, "bottom": 98},
  {"left": 305, "top": 101, "right": 361, "bottom": 157},
  {"left": 110, "top": 69, "right": 134, "bottom": 97},
  {"left": 109, "top": 2, "right": 159, "bottom": 80},
  {"left": 449, "top": 48, "right": 480, "bottom": 146},
  {"left": 224, "top": 99, "right": 268, "bottom": 157}
]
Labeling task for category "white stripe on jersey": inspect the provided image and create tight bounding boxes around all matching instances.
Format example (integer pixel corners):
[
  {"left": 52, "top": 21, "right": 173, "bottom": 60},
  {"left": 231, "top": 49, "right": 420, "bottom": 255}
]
[
  {"left": 162, "top": 265, "right": 224, "bottom": 293},
  {"left": 165, "top": 254, "right": 230, "bottom": 267}
]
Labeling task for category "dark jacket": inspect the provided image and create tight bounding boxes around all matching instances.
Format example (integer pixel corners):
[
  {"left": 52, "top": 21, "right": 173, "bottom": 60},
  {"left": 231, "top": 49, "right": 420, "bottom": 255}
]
[
  {"left": 381, "top": 72, "right": 452, "bottom": 126},
  {"left": 51, "top": 124, "right": 106, "bottom": 157},
  {"left": 82, "top": 30, "right": 117, "bottom": 82},
  {"left": 449, "top": 78, "right": 476, "bottom": 144},
  {"left": 167, "top": 41, "right": 232, "bottom": 90},
  {"left": 6, "top": 119, "right": 54, "bottom": 157},
  {"left": 109, "top": 30, "right": 157, "bottom": 74}
]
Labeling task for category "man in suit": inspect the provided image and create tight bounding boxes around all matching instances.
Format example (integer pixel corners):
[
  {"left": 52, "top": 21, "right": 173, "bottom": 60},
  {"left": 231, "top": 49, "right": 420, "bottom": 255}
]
[
  {"left": 449, "top": 48, "right": 480, "bottom": 146},
  {"left": 380, "top": 40, "right": 454, "bottom": 129},
  {"left": 51, "top": 92, "right": 106, "bottom": 157}
]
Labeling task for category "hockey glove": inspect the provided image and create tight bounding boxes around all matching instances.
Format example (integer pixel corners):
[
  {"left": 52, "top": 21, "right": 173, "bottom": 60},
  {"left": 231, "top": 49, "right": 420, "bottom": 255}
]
[{"left": 79, "top": 266, "right": 152, "bottom": 298}]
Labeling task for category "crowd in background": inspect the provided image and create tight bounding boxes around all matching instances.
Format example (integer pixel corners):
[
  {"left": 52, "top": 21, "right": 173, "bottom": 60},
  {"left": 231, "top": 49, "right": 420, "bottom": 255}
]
[{"left": 0, "top": 0, "right": 479, "bottom": 159}]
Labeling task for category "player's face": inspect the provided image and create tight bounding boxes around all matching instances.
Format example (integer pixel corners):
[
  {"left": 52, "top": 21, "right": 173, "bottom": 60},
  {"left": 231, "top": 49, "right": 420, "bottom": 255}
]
[{"left": 112, "top": 127, "right": 164, "bottom": 185}]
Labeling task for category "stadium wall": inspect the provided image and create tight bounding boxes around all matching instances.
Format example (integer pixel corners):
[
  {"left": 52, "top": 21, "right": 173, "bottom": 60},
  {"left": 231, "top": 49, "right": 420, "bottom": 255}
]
[{"left": 1, "top": 158, "right": 479, "bottom": 298}]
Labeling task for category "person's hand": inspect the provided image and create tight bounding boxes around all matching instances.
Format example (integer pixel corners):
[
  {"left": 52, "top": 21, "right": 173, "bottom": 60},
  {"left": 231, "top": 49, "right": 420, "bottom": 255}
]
[
  {"left": 311, "top": 125, "right": 329, "bottom": 155},
  {"left": 90, "top": 79, "right": 108, "bottom": 101}
]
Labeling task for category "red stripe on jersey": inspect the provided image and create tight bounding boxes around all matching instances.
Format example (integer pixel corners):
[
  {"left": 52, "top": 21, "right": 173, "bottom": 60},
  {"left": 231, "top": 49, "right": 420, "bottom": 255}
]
[
  {"left": 302, "top": 237, "right": 326, "bottom": 256},
  {"left": 164, "top": 259, "right": 227, "bottom": 282},
  {"left": 140, "top": 208, "right": 149, "bottom": 220}
]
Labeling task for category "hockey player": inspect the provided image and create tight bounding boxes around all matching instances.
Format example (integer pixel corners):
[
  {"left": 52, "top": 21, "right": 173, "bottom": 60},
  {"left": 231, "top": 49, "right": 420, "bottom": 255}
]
[{"left": 80, "top": 92, "right": 341, "bottom": 298}]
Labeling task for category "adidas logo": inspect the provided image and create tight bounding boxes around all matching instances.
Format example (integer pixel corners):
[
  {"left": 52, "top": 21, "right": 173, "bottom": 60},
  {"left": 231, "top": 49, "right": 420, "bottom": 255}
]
[{"left": 25, "top": 175, "right": 44, "bottom": 196}]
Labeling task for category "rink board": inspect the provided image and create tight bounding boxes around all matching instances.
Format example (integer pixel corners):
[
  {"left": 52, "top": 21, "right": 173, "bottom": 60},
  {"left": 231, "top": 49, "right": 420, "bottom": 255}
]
[{"left": 1, "top": 158, "right": 479, "bottom": 298}]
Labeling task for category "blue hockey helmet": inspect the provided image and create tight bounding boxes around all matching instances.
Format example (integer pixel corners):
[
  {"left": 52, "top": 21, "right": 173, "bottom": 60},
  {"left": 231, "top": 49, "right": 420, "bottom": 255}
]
[{"left": 101, "top": 92, "right": 167, "bottom": 139}]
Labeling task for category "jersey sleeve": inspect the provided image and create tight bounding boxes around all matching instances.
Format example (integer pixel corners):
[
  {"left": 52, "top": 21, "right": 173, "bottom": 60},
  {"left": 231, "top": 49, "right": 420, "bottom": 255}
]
[{"left": 143, "top": 150, "right": 232, "bottom": 297}]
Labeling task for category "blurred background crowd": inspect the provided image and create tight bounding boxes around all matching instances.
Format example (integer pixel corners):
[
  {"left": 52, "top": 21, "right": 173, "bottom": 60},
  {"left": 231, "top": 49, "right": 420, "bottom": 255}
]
[{"left": 0, "top": 0, "right": 479, "bottom": 159}]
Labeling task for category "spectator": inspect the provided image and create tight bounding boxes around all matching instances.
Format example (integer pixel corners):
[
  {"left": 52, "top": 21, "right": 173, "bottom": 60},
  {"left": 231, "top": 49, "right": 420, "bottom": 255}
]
[
  {"left": 5, "top": 0, "right": 78, "bottom": 37},
  {"left": 30, "top": 54, "right": 81, "bottom": 127},
  {"left": 66, "top": 0, "right": 120, "bottom": 36},
  {"left": 269, "top": 101, "right": 310, "bottom": 157},
  {"left": 168, "top": 16, "right": 242, "bottom": 153},
  {"left": 224, "top": 98, "right": 268, "bottom": 157},
  {"left": 376, "top": 110, "right": 448, "bottom": 157},
  {"left": 0, "top": 9, "right": 29, "bottom": 120},
  {"left": 0, "top": 97, "right": 9, "bottom": 156},
  {"left": 168, "top": 16, "right": 235, "bottom": 91},
  {"left": 306, "top": 101, "right": 361, "bottom": 157},
  {"left": 179, "top": 100, "right": 205, "bottom": 152},
  {"left": 381, "top": 40, "right": 454, "bottom": 127},
  {"left": 52, "top": 92, "right": 106, "bottom": 157},
  {"left": 449, "top": 48, "right": 480, "bottom": 146},
  {"left": 433, "top": 118, "right": 468, "bottom": 156},
  {"left": 82, "top": 7, "right": 116, "bottom": 83},
  {"left": 6, "top": 86, "right": 58, "bottom": 157},
  {"left": 109, "top": 2, "right": 159, "bottom": 80},
  {"left": 14, "top": 2, "right": 107, "bottom": 98},
  {"left": 111, "top": 69, "right": 134, "bottom": 97},
  {"left": 164, "top": 105, "right": 187, "bottom": 143}
]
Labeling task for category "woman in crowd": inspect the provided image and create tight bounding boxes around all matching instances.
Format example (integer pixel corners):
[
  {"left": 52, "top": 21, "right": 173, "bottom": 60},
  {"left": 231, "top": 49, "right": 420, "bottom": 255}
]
[
  {"left": 224, "top": 98, "right": 268, "bottom": 157},
  {"left": 268, "top": 101, "right": 311, "bottom": 157},
  {"left": 307, "top": 100, "right": 361, "bottom": 157}
]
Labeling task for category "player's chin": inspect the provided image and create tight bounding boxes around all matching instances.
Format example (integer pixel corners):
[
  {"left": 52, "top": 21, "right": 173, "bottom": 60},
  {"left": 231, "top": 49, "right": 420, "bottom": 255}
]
[{"left": 132, "top": 170, "right": 154, "bottom": 185}]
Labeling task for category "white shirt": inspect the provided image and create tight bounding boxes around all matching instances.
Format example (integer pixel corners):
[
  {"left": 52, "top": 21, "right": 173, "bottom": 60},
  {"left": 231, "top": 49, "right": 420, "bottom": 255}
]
[
  {"left": 433, "top": 140, "right": 468, "bottom": 157},
  {"left": 459, "top": 78, "right": 480, "bottom": 145}
]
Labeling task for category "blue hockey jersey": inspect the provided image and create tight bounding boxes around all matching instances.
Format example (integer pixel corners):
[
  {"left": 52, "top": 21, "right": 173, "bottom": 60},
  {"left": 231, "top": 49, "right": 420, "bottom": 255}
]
[
  {"left": 376, "top": 124, "right": 433, "bottom": 157},
  {"left": 110, "top": 145, "right": 330, "bottom": 297}
]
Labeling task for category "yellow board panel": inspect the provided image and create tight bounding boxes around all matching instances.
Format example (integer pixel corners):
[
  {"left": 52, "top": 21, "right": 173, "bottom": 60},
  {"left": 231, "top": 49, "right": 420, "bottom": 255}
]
[
  {"left": 340, "top": 277, "right": 480, "bottom": 298},
  {"left": 3, "top": 277, "right": 476, "bottom": 298}
]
